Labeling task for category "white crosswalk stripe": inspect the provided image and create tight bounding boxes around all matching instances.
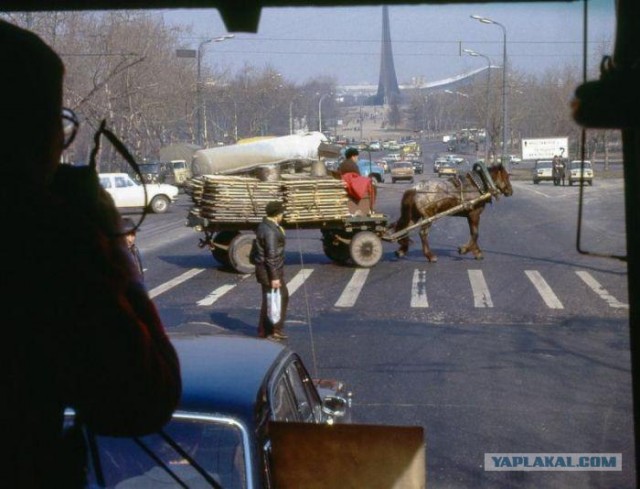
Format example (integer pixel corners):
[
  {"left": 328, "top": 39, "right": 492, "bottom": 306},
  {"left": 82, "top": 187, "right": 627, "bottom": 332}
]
[
  {"left": 287, "top": 268, "right": 314, "bottom": 296},
  {"left": 197, "top": 284, "right": 236, "bottom": 306},
  {"left": 335, "top": 269, "right": 369, "bottom": 308},
  {"left": 411, "top": 269, "right": 429, "bottom": 308},
  {"left": 150, "top": 266, "right": 628, "bottom": 312},
  {"left": 576, "top": 271, "right": 629, "bottom": 309},
  {"left": 149, "top": 268, "right": 204, "bottom": 299},
  {"left": 468, "top": 270, "right": 493, "bottom": 308},
  {"left": 525, "top": 270, "right": 564, "bottom": 309}
]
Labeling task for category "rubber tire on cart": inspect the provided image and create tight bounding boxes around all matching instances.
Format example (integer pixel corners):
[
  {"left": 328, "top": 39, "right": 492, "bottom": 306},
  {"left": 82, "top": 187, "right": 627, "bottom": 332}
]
[
  {"left": 349, "top": 231, "right": 383, "bottom": 268},
  {"left": 210, "top": 231, "right": 238, "bottom": 267},
  {"left": 228, "top": 233, "right": 256, "bottom": 274},
  {"left": 322, "top": 231, "right": 351, "bottom": 264}
]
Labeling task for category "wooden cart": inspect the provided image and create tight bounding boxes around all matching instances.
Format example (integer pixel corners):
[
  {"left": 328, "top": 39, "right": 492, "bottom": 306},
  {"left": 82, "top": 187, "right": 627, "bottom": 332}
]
[{"left": 185, "top": 175, "right": 390, "bottom": 273}]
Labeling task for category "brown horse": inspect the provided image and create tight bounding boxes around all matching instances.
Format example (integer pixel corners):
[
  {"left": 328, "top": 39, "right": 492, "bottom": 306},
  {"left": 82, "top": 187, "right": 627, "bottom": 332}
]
[{"left": 394, "top": 164, "right": 513, "bottom": 262}]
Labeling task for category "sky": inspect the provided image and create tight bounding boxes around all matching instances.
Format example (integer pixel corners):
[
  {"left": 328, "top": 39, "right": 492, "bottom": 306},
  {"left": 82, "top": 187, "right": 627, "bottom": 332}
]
[{"left": 162, "top": 1, "right": 616, "bottom": 87}]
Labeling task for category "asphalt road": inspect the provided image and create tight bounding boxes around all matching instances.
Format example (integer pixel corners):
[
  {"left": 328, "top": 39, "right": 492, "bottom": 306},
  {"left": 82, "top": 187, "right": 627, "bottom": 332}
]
[{"left": 133, "top": 143, "right": 633, "bottom": 489}]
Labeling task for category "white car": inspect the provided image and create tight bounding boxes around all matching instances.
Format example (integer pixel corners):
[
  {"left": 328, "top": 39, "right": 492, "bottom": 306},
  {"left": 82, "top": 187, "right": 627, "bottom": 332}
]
[
  {"left": 99, "top": 172, "right": 179, "bottom": 213},
  {"left": 568, "top": 160, "right": 594, "bottom": 186},
  {"left": 532, "top": 160, "right": 554, "bottom": 184}
]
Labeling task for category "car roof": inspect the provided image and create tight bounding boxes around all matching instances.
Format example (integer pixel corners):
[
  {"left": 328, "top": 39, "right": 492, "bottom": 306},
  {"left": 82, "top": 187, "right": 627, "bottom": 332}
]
[{"left": 170, "top": 329, "right": 288, "bottom": 423}]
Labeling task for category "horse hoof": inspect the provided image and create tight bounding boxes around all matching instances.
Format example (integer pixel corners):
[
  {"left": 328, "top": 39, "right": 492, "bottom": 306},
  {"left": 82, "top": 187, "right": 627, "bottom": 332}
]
[
  {"left": 458, "top": 247, "right": 467, "bottom": 255},
  {"left": 474, "top": 254, "right": 484, "bottom": 260},
  {"left": 395, "top": 250, "right": 405, "bottom": 259},
  {"left": 427, "top": 255, "right": 438, "bottom": 263}
]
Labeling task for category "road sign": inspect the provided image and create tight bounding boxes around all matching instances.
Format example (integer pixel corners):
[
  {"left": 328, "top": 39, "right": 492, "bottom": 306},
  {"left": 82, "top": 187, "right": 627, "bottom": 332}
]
[{"left": 522, "top": 137, "right": 569, "bottom": 160}]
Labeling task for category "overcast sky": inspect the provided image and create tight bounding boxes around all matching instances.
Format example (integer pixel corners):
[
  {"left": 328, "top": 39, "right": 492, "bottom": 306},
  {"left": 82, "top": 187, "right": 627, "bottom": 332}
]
[{"left": 162, "top": 1, "right": 615, "bottom": 86}]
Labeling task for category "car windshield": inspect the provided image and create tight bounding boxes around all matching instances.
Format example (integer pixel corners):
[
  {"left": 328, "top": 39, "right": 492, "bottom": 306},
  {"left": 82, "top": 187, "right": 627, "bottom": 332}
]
[
  {"left": 571, "top": 161, "right": 593, "bottom": 169},
  {"left": 394, "top": 162, "right": 411, "bottom": 168},
  {"left": 536, "top": 161, "right": 553, "bottom": 169},
  {"left": 139, "top": 163, "right": 161, "bottom": 173},
  {"left": 74, "top": 414, "right": 248, "bottom": 489}
]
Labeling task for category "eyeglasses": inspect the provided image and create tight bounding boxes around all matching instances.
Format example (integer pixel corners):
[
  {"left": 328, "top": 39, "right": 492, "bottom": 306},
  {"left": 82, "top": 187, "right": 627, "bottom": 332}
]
[{"left": 62, "top": 107, "right": 79, "bottom": 149}]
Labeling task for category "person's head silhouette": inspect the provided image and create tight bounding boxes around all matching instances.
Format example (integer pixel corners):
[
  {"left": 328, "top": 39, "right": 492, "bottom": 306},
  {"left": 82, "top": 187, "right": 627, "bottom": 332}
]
[{"left": 0, "top": 20, "right": 65, "bottom": 186}]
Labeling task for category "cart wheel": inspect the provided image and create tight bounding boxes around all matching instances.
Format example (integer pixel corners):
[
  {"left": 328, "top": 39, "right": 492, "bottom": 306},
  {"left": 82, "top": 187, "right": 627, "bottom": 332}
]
[
  {"left": 322, "top": 231, "right": 351, "bottom": 264},
  {"left": 228, "top": 233, "right": 256, "bottom": 274},
  {"left": 349, "top": 231, "right": 383, "bottom": 268},
  {"left": 210, "top": 231, "right": 238, "bottom": 267}
]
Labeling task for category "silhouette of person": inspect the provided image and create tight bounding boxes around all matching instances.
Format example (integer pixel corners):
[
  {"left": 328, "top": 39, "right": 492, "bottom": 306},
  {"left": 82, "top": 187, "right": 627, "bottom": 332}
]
[
  {"left": 122, "top": 217, "right": 144, "bottom": 279},
  {"left": 0, "top": 20, "right": 181, "bottom": 487}
]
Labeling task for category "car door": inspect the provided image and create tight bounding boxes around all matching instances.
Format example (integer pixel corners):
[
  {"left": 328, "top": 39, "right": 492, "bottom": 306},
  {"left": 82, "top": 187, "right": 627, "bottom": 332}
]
[{"left": 114, "top": 174, "right": 144, "bottom": 207}]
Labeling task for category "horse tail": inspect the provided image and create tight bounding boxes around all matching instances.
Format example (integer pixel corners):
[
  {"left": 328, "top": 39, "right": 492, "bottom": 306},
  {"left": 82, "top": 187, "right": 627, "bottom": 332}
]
[{"left": 394, "top": 188, "right": 417, "bottom": 233}]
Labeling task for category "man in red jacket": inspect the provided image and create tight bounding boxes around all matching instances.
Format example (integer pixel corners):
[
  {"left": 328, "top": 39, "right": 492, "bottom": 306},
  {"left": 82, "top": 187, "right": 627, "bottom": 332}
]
[{"left": 0, "top": 20, "right": 181, "bottom": 487}]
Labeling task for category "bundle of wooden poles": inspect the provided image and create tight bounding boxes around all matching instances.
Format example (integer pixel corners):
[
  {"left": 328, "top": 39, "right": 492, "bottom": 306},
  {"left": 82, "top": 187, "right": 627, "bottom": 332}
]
[{"left": 188, "top": 174, "right": 350, "bottom": 223}]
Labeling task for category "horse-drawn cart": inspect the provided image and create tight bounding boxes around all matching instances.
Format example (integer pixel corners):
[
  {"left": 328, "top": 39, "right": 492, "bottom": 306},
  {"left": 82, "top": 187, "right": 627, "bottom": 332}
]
[{"left": 185, "top": 174, "right": 389, "bottom": 273}]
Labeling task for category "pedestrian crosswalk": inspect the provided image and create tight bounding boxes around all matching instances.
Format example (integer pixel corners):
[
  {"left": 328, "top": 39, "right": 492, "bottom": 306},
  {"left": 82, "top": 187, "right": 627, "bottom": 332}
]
[{"left": 150, "top": 267, "right": 629, "bottom": 312}]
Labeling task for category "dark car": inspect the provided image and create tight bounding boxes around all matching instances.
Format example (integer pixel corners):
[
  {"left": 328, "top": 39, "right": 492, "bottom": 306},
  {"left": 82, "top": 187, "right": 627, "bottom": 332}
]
[
  {"left": 69, "top": 327, "right": 352, "bottom": 489},
  {"left": 410, "top": 160, "right": 423, "bottom": 174}
]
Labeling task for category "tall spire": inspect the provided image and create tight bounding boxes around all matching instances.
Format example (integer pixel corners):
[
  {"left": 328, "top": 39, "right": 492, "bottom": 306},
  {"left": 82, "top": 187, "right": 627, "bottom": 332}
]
[{"left": 376, "top": 5, "right": 400, "bottom": 105}]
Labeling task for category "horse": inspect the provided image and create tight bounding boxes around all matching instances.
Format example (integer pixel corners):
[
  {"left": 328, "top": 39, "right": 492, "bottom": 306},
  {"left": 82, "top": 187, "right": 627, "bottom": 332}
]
[{"left": 393, "top": 164, "right": 513, "bottom": 262}]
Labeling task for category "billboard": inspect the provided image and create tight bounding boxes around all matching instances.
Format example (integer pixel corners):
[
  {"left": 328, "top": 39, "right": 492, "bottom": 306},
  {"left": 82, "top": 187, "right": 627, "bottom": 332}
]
[{"left": 521, "top": 137, "right": 569, "bottom": 160}]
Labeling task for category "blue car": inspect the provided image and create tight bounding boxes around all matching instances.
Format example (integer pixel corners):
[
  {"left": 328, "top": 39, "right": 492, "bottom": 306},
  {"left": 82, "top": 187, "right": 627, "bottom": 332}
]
[
  {"left": 68, "top": 326, "right": 352, "bottom": 488},
  {"left": 357, "top": 159, "right": 385, "bottom": 183}
]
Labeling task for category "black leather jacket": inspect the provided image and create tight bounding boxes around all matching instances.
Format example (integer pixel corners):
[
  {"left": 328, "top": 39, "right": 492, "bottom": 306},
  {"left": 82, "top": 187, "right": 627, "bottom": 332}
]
[{"left": 252, "top": 217, "right": 285, "bottom": 285}]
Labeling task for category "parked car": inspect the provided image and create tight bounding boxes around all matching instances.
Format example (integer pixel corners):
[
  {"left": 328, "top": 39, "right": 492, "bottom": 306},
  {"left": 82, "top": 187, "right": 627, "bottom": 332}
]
[
  {"left": 532, "top": 160, "right": 554, "bottom": 184},
  {"left": 99, "top": 172, "right": 179, "bottom": 213},
  {"left": 386, "top": 152, "right": 402, "bottom": 162},
  {"left": 391, "top": 161, "right": 415, "bottom": 183},
  {"left": 357, "top": 159, "right": 385, "bottom": 183},
  {"left": 568, "top": 160, "right": 594, "bottom": 185},
  {"left": 508, "top": 154, "right": 522, "bottom": 164},
  {"left": 73, "top": 327, "right": 352, "bottom": 489}
]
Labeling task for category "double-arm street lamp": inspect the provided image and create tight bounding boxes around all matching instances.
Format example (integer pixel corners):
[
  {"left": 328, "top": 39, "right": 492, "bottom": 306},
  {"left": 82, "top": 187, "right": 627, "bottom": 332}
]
[
  {"left": 463, "top": 48, "right": 492, "bottom": 160},
  {"left": 470, "top": 15, "right": 508, "bottom": 166},
  {"left": 177, "top": 34, "right": 234, "bottom": 147}
]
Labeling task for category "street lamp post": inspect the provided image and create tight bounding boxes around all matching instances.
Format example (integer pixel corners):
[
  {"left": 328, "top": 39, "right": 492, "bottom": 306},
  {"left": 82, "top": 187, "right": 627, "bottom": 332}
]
[
  {"left": 177, "top": 35, "right": 234, "bottom": 147},
  {"left": 318, "top": 93, "right": 331, "bottom": 134},
  {"left": 196, "top": 39, "right": 212, "bottom": 147},
  {"left": 463, "top": 48, "right": 492, "bottom": 161},
  {"left": 471, "top": 15, "right": 508, "bottom": 167},
  {"left": 289, "top": 100, "right": 295, "bottom": 135}
]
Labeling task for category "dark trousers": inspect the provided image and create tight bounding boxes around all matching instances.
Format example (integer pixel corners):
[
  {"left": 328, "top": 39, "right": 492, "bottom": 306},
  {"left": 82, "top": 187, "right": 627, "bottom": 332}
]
[{"left": 258, "top": 283, "right": 289, "bottom": 338}]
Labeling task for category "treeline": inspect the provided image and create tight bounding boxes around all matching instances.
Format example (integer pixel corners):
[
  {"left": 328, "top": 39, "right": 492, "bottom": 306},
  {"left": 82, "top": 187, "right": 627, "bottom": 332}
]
[{"left": 2, "top": 12, "right": 337, "bottom": 170}]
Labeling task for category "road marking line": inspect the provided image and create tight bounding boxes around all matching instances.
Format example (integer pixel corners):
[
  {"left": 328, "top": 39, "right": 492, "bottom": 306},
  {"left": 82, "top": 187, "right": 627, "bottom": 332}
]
[
  {"left": 411, "top": 269, "right": 429, "bottom": 308},
  {"left": 525, "top": 270, "right": 564, "bottom": 309},
  {"left": 576, "top": 271, "right": 629, "bottom": 309},
  {"left": 335, "top": 269, "right": 369, "bottom": 308},
  {"left": 468, "top": 270, "right": 493, "bottom": 308},
  {"left": 148, "top": 268, "right": 205, "bottom": 299},
  {"left": 197, "top": 284, "right": 236, "bottom": 306},
  {"left": 287, "top": 268, "right": 314, "bottom": 296}
]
